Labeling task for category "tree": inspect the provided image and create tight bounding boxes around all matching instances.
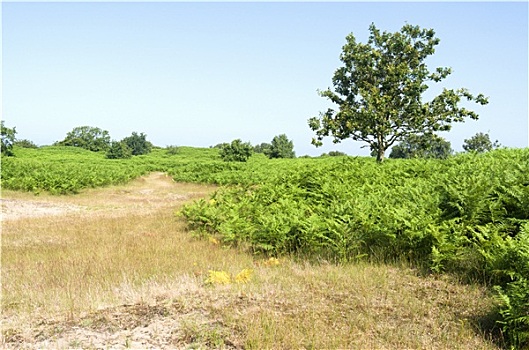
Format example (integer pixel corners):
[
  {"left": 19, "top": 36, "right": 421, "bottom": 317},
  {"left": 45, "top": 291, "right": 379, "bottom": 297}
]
[
  {"left": 463, "top": 132, "right": 500, "bottom": 153},
  {"left": 308, "top": 23, "right": 489, "bottom": 162},
  {"left": 219, "top": 139, "right": 253, "bottom": 162},
  {"left": 122, "top": 132, "right": 153, "bottom": 156},
  {"left": 106, "top": 140, "right": 132, "bottom": 159},
  {"left": 254, "top": 142, "right": 272, "bottom": 154},
  {"left": 389, "top": 133, "right": 452, "bottom": 159},
  {"left": 14, "top": 139, "right": 38, "bottom": 149},
  {"left": 56, "top": 126, "right": 111, "bottom": 152},
  {"left": 265, "top": 134, "right": 296, "bottom": 159},
  {"left": 1, "top": 121, "right": 17, "bottom": 156}
]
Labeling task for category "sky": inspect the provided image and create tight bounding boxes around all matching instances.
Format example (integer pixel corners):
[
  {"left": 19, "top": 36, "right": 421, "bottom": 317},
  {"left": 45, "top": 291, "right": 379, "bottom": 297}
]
[{"left": 2, "top": 1, "right": 528, "bottom": 156}]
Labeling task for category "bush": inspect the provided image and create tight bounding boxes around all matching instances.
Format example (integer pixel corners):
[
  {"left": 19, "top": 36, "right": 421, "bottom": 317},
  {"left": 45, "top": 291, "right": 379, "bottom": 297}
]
[
  {"left": 106, "top": 140, "right": 132, "bottom": 159},
  {"left": 55, "top": 126, "right": 111, "bottom": 152},
  {"left": 219, "top": 139, "right": 253, "bottom": 162},
  {"left": 265, "top": 134, "right": 295, "bottom": 159},
  {"left": 166, "top": 145, "right": 179, "bottom": 155},
  {"left": 14, "top": 139, "right": 38, "bottom": 149},
  {"left": 122, "top": 132, "right": 153, "bottom": 156},
  {"left": 1, "top": 121, "right": 17, "bottom": 156}
]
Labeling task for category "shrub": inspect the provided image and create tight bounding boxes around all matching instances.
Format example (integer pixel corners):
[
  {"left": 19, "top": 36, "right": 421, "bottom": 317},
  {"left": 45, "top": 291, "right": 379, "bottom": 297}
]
[
  {"left": 265, "top": 134, "right": 295, "bottom": 159},
  {"left": 106, "top": 140, "right": 132, "bottom": 159},
  {"left": 14, "top": 139, "right": 38, "bottom": 149},
  {"left": 122, "top": 132, "right": 153, "bottom": 156},
  {"left": 219, "top": 139, "right": 253, "bottom": 162},
  {"left": 1, "top": 121, "right": 17, "bottom": 156},
  {"left": 166, "top": 145, "right": 179, "bottom": 155},
  {"left": 55, "top": 126, "right": 111, "bottom": 152}
]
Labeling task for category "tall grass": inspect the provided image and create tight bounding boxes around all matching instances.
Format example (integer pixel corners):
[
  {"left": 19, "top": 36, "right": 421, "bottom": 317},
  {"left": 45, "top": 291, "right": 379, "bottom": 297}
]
[{"left": 2, "top": 174, "right": 502, "bottom": 349}]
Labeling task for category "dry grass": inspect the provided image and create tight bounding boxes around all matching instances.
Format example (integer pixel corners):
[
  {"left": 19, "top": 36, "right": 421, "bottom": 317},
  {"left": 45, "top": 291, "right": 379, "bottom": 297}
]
[{"left": 1, "top": 173, "right": 502, "bottom": 349}]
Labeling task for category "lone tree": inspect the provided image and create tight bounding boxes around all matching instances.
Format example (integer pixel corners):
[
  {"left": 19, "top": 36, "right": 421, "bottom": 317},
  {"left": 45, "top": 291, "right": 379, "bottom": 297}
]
[
  {"left": 265, "top": 134, "right": 296, "bottom": 159},
  {"left": 462, "top": 132, "right": 500, "bottom": 153},
  {"left": 308, "top": 23, "right": 488, "bottom": 162}
]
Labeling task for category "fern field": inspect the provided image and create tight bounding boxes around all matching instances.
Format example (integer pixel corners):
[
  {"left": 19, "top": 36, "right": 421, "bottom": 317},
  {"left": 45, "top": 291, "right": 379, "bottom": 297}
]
[
  {"left": 181, "top": 148, "right": 529, "bottom": 348},
  {"left": 2, "top": 146, "right": 528, "bottom": 347}
]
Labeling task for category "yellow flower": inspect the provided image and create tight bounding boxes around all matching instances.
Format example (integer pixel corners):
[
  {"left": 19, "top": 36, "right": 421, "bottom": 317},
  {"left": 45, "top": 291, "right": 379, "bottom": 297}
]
[
  {"left": 263, "top": 257, "right": 280, "bottom": 266},
  {"left": 234, "top": 269, "right": 254, "bottom": 284},
  {"left": 208, "top": 236, "right": 220, "bottom": 245},
  {"left": 205, "top": 270, "right": 231, "bottom": 285}
]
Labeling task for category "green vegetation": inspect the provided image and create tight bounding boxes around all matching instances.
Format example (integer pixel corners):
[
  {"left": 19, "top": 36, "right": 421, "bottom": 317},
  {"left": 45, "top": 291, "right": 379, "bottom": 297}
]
[
  {"left": 55, "top": 126, "right": 111, "bottom": 152},
  {"left": 2, "top": 144, "right": 528, "bottom": 347},
  {"left": 13, "top": 139, "right": 38, "bottom": 149},
  {"left": 219, "top": 139, "right": 253, "bottom": 162},
  {"left": 464, "top": 131, "right": 502, "bottom": 153},
  {"left": 122, "top": 131, "right": 153, "bottom": 156},
  {"left": 106, "top": 140, "right": 133, "bottom": 159},
  {"left": 389, "top": 133, "right": 452, "bottom": 159},
  {"left": 1, "top": 121, "right": 17, "bottom": 156},
  {"left": 266, "top": 134, "right": 295, "bottom": 159},
  {"left": 180, "top": 148, "right": 529, "bottom": 349},
  {"left": 308, "top": 23, "right": 488, "bottom": 162}
]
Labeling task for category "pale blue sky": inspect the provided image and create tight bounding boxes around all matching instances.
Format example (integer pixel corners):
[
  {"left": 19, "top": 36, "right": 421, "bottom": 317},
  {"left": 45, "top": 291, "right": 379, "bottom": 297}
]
[{"left": 2, "top": 2, "right": 528, "bottom": 156}]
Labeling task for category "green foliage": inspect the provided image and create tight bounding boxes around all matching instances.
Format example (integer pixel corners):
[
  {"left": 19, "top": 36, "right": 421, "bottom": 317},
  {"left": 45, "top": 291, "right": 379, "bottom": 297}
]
[
  {"left": 212, "top": 143, "right": 229, "bottom": 149},
  {"left": 1, "top": 121, "right": 17, "bottom": 156},
  {"left": 327, "top": 151, "right": 347, "bottom": 157},
  {"left": 389, "top": 133, "right": 452, "bottom": 159},
  {"left": 265, "top": 134, "right": 295, "bottom": 159},
  {"left": 13, "top": 139, "right": 38, "bottom": 149},
  {"left": 493, "top": 223, "right": 529, "bottom": 349},
  {"left": 106, "top": 140, "right": 133, "bottom": 159},
  {"left": 122, "top": 132, "right": 153, "bottom": 156},
  {"left": 179, "top": 148, "right": 529, "bottom": 345},
  {"left": 165, "top": 145, "right": 179, "bottom": 155},
  {"left": 1, "top": 147, "right": 146, "bottom": 194},
  {"left": 219, "top": 139, "right": 253, "bottom": 162},
  {"left": 55, "top": 126, "right": 111, "bottom": 152},
  {"left": 463, "top": 132, "right": 501, "bottom": 153},
  {"left": 3, "top": 143, "right": 527, "bottom": 345},
  {"left": 254, "top": 142, "right": 271, "bottom": 154},
  {"left": 308, "top": 23, "right": 488, "bottom": 162}
]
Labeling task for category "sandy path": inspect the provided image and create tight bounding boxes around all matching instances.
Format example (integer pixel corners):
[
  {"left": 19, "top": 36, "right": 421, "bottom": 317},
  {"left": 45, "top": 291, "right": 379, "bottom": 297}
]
[{"left": 1, "top": 172, "right": 214, "bottom": 221}]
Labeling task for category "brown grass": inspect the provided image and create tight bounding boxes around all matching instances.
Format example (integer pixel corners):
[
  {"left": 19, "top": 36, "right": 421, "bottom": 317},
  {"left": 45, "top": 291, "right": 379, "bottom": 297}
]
[{"left": 1, "top": 173, "right": 502, "bottom": 349}]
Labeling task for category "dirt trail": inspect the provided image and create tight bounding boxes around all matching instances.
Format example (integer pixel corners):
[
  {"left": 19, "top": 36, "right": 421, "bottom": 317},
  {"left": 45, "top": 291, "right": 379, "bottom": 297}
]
[{"left": 1, "top": 172, "right": 214, "bottom": 221}]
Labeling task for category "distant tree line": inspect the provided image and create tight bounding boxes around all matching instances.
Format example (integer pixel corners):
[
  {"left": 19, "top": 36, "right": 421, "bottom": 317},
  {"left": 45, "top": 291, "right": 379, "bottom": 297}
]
[
  {"left": 217, "top": 134, "right": 296, "bottom": 162},
  {"left": 50, "top": 126, "right": 153, "bottom": 159},
  {"left": 0, "top": 121, "right": 504, "bottom": 161},
  {"left": 385, "top": 131, "right": 501, "bottom": 160}
]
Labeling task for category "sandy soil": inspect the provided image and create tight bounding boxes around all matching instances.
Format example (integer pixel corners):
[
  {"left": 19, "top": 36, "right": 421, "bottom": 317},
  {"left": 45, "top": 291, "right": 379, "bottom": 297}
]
[
  {"left": 1, "top": 173, "right": 230, "bottom": 349},
  {"left": 1, "top": 172, "right": 211, "bottom": 221},
  {"left": 1, "top": 199, "right": 84, "bottom": 221}
]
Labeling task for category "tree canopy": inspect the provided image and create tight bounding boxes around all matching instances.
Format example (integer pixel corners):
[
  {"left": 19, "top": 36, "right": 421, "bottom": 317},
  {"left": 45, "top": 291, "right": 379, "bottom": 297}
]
[
  {"left": 463, "top": 132, "right": 500, "bottom": 153},
  {"left": 56, "top": 126, "right": 111, "bottom": 152},
  {"left": 122, "top": 132, "right": 153, "bottom": 156},
  {"left": 265, "top": 134, "right": 295, "bottom": 159},
  {"left": 1, "top": 121, "right": 17, "bottom": 156},
  {"left": 308, "top": 23, "right": 489, "bottom": 162},
  {"left": 219, "top": 139, "right": 253, "bottom": 162},
  {"left": 389, "top": 133, "right": 452, "bottom": 159}
]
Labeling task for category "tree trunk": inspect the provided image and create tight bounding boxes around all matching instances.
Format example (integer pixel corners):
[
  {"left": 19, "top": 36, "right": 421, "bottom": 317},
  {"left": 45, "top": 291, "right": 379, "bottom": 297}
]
[
  {"left": 376, "top": 146, "right": 385, "bottom": 162},
  {"left": 376, "top": 135, "right": 385, "bottom": 163}
]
